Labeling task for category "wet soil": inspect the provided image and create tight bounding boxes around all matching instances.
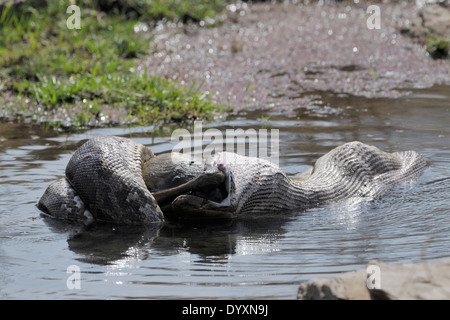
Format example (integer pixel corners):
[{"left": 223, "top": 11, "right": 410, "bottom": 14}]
[{"left": 142, "top": 1, "right": 450, "bottom": 114}]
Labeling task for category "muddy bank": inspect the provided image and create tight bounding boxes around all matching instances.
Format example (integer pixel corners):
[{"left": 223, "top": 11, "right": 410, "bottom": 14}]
[{"left": 142, "top": 1, "right": 450, "bottom": 114}]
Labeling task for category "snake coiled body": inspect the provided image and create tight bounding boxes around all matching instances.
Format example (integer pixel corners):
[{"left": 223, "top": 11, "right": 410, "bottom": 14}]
[
  {"left": 39, "top": 136, "right": 163, "bottom": 225},
  {"left": 38, "top": 136, "right": 428, "bottom": 224},
  {"left": 196, "top": 142, "right": 427, "bottom": 217}
]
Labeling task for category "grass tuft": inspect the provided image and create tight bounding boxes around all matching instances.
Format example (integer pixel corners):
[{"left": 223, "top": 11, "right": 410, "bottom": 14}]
[{"left": 0, "top": 0, "right": 229, "bottom": 130}]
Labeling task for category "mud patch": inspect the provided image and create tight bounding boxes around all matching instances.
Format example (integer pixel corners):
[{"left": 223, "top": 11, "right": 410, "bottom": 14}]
[{"left": 141, "top": 2, "right": 450, "bottom": 113}]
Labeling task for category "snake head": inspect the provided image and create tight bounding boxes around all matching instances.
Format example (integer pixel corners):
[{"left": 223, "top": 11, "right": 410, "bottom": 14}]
[{"left": 169, "top": 152, "right": 238, "bottom": 219}]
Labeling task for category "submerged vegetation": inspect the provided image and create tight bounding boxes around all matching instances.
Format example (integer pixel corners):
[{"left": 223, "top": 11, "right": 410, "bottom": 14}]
[{"left": 0, "top": 0, "right": 229, "bottom": 130}]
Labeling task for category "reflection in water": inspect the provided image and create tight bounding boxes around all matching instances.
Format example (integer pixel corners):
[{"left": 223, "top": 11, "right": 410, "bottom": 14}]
[
  {"left": 0, "top": 85, "right": 449, "bottom": 299},
  {"left": 44, "top": 219, "right": 160, "bottom": 265},
  {"left": 155, "top": 219, "right": 287, "bottom": 260},
  {"left": 46, "top": 217, "right": 290, "bottom": 267}
]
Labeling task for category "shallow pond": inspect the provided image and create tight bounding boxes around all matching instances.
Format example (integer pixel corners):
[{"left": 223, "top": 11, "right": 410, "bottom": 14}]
[{"left": 1, "top": 85, "right": 449, "bottom": 299}]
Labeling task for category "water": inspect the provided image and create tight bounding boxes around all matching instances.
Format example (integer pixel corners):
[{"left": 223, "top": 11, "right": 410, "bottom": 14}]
[{"left": 0, "top": 85, "right": 449, "bottom": 299}]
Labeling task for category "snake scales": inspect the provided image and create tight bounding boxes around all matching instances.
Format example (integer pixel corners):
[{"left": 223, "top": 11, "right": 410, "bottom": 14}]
[{"left": 38, "top": 136, "right": 428, "bottom": 225}]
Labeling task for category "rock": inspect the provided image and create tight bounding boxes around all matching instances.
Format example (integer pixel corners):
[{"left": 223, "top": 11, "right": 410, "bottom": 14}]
[
  {"left": 407, "top": 3, "right": 450, "bottom": 40},
  {"left": 421, "top": 4, "right": 450, "bottom": 40},
  {"left": 297, "top": 270, "right": 371, "bottom": 300},
  {"left": 297, "top": 259, "right": 450, "bottom": 300},
  {"left": 401, "top": 4, "right": 450, "bottom": 58}
]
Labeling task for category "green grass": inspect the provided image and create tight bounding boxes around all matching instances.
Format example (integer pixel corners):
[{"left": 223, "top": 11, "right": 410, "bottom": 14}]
[
  {"left": 142, "top": 0, "right": 225, "bottom": 21},
  {"left": 0, "top": 0, "right": 228, "bottom": 130},
  {"left": 425, "top": 32, "right": 449, "bottom": 60}
]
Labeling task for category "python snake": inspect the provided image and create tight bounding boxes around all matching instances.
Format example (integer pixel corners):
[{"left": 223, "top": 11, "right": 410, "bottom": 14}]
[{"left": 38, "top": 136, "right": 428, "bottom": 224}]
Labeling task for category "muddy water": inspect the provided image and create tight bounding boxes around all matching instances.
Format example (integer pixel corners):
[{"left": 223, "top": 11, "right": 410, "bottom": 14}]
[{"left": 1, "top": 85, "right": 449, "bottom": 299}]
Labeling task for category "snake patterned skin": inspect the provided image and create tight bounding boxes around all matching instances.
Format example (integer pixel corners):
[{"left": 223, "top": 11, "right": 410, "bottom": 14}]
[
  {"left": 38, "top": 137, "right": 428, "bottom": 224},
  {"left": 187, "top": 142, "right": 428, "bottom": 217},
  {"left": 39, "top": 136, "right": 163, "bottom": 225}
]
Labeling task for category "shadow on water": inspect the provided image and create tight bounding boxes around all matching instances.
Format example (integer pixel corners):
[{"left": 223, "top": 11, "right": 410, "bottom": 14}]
[
  {"left": 43, "top": 218, "right": 159, "bottom": 265},
  {"left": 44, "top": 215, "right": 293, "bottom": 266},
  {"left": 154, "top": 218, "right": 291, "bottom": 261},
  {"left": 0, "top": 85, "right": 449, "bottom": 299}
]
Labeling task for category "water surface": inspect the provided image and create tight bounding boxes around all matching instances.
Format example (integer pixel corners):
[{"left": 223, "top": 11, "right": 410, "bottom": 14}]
[{"left": 0, "top": 85, "right": 449, "bottom": 299}]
